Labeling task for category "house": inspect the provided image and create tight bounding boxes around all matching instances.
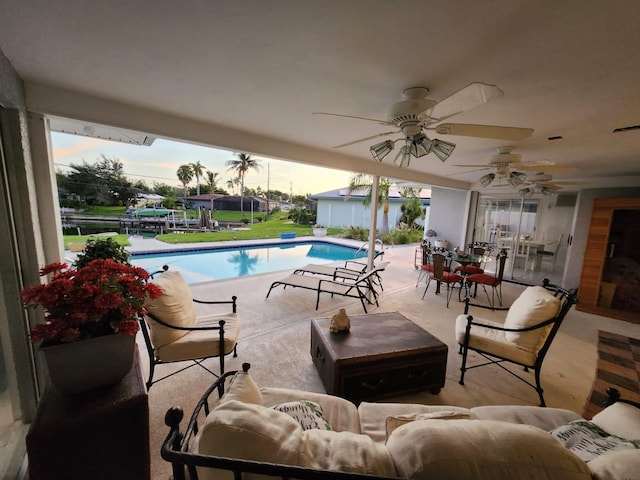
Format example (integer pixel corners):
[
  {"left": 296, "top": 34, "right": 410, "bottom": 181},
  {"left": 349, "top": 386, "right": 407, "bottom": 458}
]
[
  {"left": 184, "top": 194, "right": 268, "bottom": 213},
  {"left": 1, "top": 2, "right": 640, "bottom": 477},
  {"left": 311, "top": 186, "right": 430, "bottom": 229}
]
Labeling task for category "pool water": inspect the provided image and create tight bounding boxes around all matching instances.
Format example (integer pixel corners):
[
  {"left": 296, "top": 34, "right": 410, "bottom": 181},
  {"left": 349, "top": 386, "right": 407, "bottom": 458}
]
[{"left": 130, "top": 241, "right": 367, "bottom": 284}]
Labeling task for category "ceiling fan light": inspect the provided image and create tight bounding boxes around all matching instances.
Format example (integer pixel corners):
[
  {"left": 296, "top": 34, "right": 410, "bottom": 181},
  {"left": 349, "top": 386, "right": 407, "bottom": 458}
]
[
  {"left": 370, "top": 140, "right": 395, "bottom": 162},
  {"left": 393, "top": 145, "right": 412, "bottom": 168},
  {"left": 479, "top": 173, "right": 496, "bottom": 187},
  {"left": 507, "top": 171, "right": 527, "bottom": 187},
  {"left": 431, "top": 139, "right": 456, "bottom": 162},
  {"left": 541, "top": 186, "right": 556, "bottom": 196},
  {"left": 411, "top": 135, "right": 433, "bottom": 158},
  {"left": 520, "top": 187, "right": 533, "bottom": 199}
]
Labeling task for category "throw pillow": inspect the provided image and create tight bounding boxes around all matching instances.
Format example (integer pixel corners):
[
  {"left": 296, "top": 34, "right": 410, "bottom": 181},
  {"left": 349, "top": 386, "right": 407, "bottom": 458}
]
[
  {"left": 550, "top": 420, "right": 640, "bottom": 462},
  {"left": 386, "top": 419, "right": 591, "bottom": 479},
  {"left": 385, "top": 411, "right": 472, "bottom": 440},
  {"left": 504, "top": 286, "right": 561, "bottom": 351},
  {"left": 219, "top": 371, "right": 263, "bottom": 406},
  {"left": 590, "top": 402, "right": 640, "bottom": 441},
  {"left": 147, "top": 270, "right": 197, "bottom": 348},
  {"left": 273, "top": 400, "right": 332, "bottom": 431},
  {"left": 587, "top": 449, "right": 640, "bottom": 480}
]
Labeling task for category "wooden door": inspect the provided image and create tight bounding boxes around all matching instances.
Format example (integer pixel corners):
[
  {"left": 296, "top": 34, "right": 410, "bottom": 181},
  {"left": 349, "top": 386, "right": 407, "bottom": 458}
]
[{"left": 577, "top": 197, "right": 640, "bottom": 323}]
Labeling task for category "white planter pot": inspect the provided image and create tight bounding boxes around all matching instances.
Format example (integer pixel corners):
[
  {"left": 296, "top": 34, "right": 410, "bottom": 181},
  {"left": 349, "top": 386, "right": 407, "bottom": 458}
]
[
  {"left": 434, "top": 240, "right": 448, "bottom": 249},
  {"left": 41, "top": 334, "right": 135, "bottom": 395},
  {"left": 313, "top": 227, "right": 327, "bottom": 237}
]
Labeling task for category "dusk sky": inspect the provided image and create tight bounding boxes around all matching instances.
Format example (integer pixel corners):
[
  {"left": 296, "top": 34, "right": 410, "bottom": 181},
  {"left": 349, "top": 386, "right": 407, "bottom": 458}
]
[{"left": 51, "top": 132, "right": 354, "bottom": 196}]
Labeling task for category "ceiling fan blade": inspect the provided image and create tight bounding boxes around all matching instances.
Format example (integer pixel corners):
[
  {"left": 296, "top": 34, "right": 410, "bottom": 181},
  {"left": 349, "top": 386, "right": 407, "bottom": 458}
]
[
  {"left": 517, "top": 165, "right": 577, "bottom": 174},
  {"left": 447, "top": 167, "right": 491, "bottom": 176},
  {"left": 313, "top": 112, "right": 393, "bottom": 126},
  {"left": 424, "top": 83, "right": 504, "bottom": 121},
  {"left": 452, "top": 164, "right": 493, "bottom": 168},
  {"left": 433, "top": 123, "right": 534, "bottom": 140},
  {"left": 332, "top": 130, "right": 400, "bottom": 148}
]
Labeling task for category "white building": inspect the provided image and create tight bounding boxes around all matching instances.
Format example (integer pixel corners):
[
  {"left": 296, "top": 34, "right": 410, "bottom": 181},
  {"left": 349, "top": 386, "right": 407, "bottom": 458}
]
[{"left": 310, "top": 187, "right": 430, "bottom": 229}]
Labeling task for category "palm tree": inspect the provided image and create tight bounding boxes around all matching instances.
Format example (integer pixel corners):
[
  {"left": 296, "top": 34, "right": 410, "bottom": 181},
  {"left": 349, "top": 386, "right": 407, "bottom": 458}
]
[
  {"left": 347, "top": 174, "right": 392, "bottom": 234},
  {"left": 205, "top": 170, "right": 220, "bottom": 211},
  {"left": 176, "top": 164, "right": 194, "bottom": 200},
  {"left": 225, "top": 153, "right": 262, "bottom": 215},
  {"left": 189, "top": 161, "right": 205, "bottom": 195}
]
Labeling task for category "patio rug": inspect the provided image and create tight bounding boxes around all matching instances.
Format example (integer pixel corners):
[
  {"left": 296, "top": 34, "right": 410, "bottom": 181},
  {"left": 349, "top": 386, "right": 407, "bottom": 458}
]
[{"left": 582, "top": 330, "right": 640, "bottom": 419}]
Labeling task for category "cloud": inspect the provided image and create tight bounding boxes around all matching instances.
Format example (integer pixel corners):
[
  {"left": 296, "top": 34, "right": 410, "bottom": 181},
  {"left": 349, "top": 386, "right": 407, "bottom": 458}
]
[{"left": 51, "top": 137, "right": 111, "bottom": 157}]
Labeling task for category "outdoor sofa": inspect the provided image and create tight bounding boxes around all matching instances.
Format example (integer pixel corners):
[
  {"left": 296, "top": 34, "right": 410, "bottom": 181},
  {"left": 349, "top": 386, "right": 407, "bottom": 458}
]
[{"left": 161, "top": 363, "right": 640, "bottom": 480}]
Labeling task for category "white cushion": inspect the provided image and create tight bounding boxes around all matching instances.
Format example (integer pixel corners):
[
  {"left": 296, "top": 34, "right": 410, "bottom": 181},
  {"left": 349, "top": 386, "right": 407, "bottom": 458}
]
[
  {"left": 220, "top": 370, "right": 263, "bottom": 406},
  {"left": 385, "top": 411, "right": 472, "bottom": 440},
  {"left": 261, "top": 387, "right": 361, "bottom": 433},
  {"left": 386, "top": 419, "right": 591, "bottom": 479},
  {"left": 273, "top": 400, "right": 332, "bottom": 431},
  {"left": 195, "top": 400, "right": 395, "bottom": 480},
  {"left": 357, "top": 402, "right": 472, "bottom": 444},
  {"left": 455, "top": 315, "right": 537, "bottom": 365},
  {"left": 591, "top": 402, "right": 640, "bottom": 440},
  {"left": 155, "top": 312, "right": 239, "bottom": 362},
  {"left": 146, "top": 271, "right": 197, "bottom": 348},
  {"left": 504, "top": 286, "right": 561, "bottom": 351},
  {"left": 588, "top": 449, "right": 640, "bottom": 480},
  {"left": 195, "top": 400, "right": 312, "bottom": 480},
  {"left": 550, "top": 420, "right": 640, "bottom": 462},
  {"left": 303, "top": 429, "right": 396, "bottom": 476}
]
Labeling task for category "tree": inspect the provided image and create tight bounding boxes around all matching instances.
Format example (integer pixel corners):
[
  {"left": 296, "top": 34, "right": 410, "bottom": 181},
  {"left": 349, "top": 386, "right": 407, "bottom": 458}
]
[
  {"left": 225, "top": 153, "right": 262, "bottom": 214},
  {"left": 57, "top": 155, "right": 137, "bottom": 206},
  {"left": 347, "top": 174, "right": 392, "bottom": 234},
  {"left": 205, "top": 170, "right": 221, "bottom": 211},
  {"left": 176, "top": 164, "right": 193, "bottom": 200},
  {"left": 189, "top": 161, "right": 205, "bottom": 195}
]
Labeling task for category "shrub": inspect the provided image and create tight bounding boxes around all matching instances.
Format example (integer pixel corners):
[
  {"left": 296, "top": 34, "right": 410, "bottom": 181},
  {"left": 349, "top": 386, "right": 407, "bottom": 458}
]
[{"left": 74, "top": 237, "right": 130, "bottom": 269}]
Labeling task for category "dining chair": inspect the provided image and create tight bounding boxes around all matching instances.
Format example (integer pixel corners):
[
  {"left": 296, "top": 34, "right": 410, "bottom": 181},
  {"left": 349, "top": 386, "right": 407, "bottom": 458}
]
[
  {"left": 416, "top": 243, "right": 449, "bottom": 286},
  {"left": 537, "top": 233, "right": 563, "bottom": 272},
  {"left": 422, "top": 253, "right": 463, "bottom": 307},
  {"left": 464, "top": 250, "right": 508, "bottom": 308}
]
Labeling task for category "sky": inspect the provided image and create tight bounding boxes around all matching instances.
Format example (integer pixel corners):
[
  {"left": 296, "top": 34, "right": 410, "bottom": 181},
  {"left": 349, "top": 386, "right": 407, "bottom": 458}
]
[{"left": 50, "top": 132, "right": 355, "bottom": 196}]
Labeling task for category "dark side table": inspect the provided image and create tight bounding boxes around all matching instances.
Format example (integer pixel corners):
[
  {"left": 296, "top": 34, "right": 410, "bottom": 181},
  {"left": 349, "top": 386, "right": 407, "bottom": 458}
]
[
  {"left": 26, "top": 348, "right": 150, "bottom": 480},
  {"left": 311, "top": 312, "right": 448, "bottom": 403}
]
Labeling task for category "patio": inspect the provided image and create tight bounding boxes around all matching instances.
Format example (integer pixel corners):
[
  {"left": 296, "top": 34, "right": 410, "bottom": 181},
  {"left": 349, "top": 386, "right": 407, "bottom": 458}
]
[{"left": 139, "top": 241, "right": 640, "bottom": 479}]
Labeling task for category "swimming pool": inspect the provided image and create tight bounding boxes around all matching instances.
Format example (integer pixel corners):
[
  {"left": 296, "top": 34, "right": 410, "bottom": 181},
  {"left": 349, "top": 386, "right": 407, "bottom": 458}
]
[{"left": 130, "top": 241, "right": 367, "bottom": 284}]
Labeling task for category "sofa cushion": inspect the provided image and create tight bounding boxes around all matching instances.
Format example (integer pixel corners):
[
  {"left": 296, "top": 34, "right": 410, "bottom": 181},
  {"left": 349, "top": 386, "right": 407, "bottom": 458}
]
[
  {"left": 303, "top": 429, "right": 396, "bottom": 476},
  {"left": 358, "top": 402, "right": 472, "bottom": 444},
  {"left": 273, "top": 400, "right": 332, "bottom": 431},
  {"left": 471, "top": 405, "right": 582, "bottom": 431},
  {"left": 262, "top": 387, "right": 361, "bottom": 433},
  {"left": 195, "top": 400, "right": 312, "bottom": 480},
  {"left": 504, "top": 286, "right": 561, "bottom": 351},
  {"left": 220, "top": 371, "right": 263, "bottom": 406},
  {"left": 590, "top": 401, "right": 640, "bottom": 440},
  {"left": 386, "top": 419, "right": 591, "bottom": 479},
  {"left": 587, "top": 449, "right": 640, "bottom": 480},
  {"left": 385, "top": 411, "right": 472, "bottom": 440},
  {"left": 549, "top": 420, "right": 640, "bottom": 462},
  {"left": 146, "top": 270, "right": 197, "bottom": 348},
  {"left": 195, "top": 399, "right": 395, "bottom": 480}
]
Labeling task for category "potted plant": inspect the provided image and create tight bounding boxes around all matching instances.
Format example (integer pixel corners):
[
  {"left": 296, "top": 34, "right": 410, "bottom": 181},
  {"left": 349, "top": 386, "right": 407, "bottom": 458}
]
[
  {"left": 21, "top": 259, "right": 162, "bottom": 394},
  {"left": 74, "top": 237, "right": 130, "bottom": 268},
  {"left": 313, "top": 224, "right": 327, "bottom": 237}
]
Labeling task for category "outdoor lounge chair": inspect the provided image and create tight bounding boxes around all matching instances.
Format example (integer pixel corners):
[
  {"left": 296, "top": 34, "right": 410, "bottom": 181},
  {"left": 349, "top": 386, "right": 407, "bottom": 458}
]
[
  {"left": 294, "top": 260, "right": 389, "bottom": 292},
  {"left": 266, "top": 264, "right": 387, "bottom": 313}
]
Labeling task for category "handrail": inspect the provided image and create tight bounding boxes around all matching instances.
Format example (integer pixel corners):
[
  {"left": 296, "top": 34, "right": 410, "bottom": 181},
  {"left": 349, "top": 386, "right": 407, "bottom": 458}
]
[{"left": 354, "top": 238, "right": 384, "bottom": 259}]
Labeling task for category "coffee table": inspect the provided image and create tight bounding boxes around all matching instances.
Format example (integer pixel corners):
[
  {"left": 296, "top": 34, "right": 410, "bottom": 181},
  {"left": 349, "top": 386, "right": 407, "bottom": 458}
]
[{"left": 310, "top": 311, "right": 448, "bottom": 403}]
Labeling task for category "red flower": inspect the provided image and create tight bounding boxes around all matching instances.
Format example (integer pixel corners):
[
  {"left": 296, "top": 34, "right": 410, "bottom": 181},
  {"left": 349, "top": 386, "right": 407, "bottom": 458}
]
[{"left": 23, "top": 259, "right": 162, "bottom": 346}]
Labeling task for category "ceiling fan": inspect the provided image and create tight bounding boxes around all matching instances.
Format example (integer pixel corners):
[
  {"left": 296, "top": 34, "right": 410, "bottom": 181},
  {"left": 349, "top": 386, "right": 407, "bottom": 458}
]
[
  {"left": 453, "top": 146, "right": 577, "bottom": 188},
  {"left": 313, "top": 83, "right": 534, "bottom": 167},
  {"left": 517, "top": 172, "right": 589, "bottom": 197}
]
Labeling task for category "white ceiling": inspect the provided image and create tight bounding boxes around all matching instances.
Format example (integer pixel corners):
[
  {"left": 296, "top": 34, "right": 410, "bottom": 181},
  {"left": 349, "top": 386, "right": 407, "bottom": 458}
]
[{"left": 1, "top": 1, "right": 639, "bottom": 193}]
